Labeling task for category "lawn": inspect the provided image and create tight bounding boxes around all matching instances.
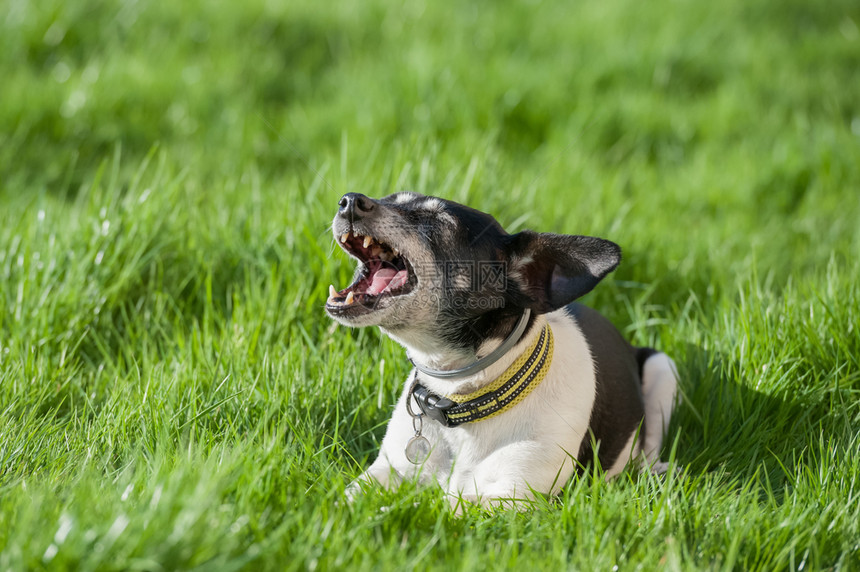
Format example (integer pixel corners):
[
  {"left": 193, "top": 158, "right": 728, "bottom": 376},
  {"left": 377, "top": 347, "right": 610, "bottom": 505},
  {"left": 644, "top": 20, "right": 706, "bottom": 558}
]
[{"left": 1, "top": 0, "right": 859, "bottom": 569}]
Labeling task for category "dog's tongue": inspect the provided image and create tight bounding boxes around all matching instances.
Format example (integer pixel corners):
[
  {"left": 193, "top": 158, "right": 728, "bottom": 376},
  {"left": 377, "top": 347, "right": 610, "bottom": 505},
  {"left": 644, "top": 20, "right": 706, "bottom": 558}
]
[{"left": 367, "top": 268, "right": 409, "bottom": 295}]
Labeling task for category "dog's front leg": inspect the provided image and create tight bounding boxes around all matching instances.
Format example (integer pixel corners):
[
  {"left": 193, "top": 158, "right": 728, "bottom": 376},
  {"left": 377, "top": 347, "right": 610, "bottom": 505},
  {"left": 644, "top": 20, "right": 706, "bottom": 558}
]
[
  {"left": 347, "top": 379, "right": 450, "bottom": 500},
  {"left": 448, "top": 441, "right": 575, "bottom": 511},
  {"left": 346, "top": 460, "right": 404, "bottom": 501}
]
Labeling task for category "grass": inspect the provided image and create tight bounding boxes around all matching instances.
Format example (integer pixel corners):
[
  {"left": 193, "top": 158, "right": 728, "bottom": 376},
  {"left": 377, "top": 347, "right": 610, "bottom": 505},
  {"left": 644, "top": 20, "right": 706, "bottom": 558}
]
[{"left": 1, "top": 0, "right": 859, "bottom": 569}]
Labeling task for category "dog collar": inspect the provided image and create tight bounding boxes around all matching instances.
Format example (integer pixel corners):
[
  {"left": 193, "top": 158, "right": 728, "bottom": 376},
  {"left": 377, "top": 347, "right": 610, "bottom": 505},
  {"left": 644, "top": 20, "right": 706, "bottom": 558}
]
[
  {"left": 411, "top": 324, "right": 554, "bottom": 427},
  {"left": 407, "top": 309, "right": 532, "bottom": 379}
]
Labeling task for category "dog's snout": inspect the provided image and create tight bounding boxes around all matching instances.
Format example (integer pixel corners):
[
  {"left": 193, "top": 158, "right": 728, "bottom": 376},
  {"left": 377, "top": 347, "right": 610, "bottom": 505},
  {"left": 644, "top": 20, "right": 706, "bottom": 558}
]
[{"left": 338, "top": 193, "right": 375, "bottom": 219}]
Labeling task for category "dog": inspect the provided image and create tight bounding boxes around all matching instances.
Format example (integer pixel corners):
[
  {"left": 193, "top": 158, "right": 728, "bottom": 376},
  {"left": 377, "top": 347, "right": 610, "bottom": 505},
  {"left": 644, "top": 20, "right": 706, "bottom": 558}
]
[{"left": 326, "top": 191, "right": 678, "bottom": 509}]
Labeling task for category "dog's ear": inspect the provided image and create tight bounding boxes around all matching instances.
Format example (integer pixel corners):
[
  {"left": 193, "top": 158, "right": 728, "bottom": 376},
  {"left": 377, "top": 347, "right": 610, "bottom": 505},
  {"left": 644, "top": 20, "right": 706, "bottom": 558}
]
[{"left": 506, "top": 231, "right": 621, "bottom": 313}]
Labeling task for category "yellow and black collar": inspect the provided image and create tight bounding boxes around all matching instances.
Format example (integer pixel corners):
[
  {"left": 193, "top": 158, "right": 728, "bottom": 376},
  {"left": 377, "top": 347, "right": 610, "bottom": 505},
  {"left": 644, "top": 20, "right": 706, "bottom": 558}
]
[{"left": 411, "top": 325, "right": 554, "bottom": 427}]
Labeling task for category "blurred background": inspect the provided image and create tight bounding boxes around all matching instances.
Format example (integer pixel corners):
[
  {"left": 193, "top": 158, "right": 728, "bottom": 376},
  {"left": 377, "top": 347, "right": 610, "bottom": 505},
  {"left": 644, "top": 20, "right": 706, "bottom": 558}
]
[
  {"left": 4, "top": 0, "right": 859, "bottom": 237},
  {"left": 3, "top": 0, "right": 859, "bottom": 297}
]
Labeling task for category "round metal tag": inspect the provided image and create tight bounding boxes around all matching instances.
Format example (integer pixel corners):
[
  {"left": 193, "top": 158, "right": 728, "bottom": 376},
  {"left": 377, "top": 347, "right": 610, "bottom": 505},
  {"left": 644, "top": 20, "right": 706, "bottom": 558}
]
[{"left": 405, "top": 435, "right": 431, "bottom": 465}]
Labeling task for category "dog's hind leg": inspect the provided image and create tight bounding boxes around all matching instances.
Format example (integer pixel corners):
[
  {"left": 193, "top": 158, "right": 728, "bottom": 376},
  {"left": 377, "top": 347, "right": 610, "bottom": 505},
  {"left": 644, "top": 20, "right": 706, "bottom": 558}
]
[{"left": 636, "top": 349, "right": 679, "bottom": 470}]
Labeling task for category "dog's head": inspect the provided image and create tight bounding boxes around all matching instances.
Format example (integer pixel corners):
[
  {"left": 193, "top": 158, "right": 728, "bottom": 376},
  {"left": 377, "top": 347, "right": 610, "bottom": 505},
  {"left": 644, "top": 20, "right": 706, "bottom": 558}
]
[{"left": 326, "top": 192, "right": 620, "bottom": 357}]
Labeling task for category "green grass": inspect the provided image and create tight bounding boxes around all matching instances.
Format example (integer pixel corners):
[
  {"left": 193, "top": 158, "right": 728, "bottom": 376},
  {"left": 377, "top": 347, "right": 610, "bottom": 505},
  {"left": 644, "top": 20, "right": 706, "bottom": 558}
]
[{"left": 2, "top": 0, "right": 860, "bottom": 569}]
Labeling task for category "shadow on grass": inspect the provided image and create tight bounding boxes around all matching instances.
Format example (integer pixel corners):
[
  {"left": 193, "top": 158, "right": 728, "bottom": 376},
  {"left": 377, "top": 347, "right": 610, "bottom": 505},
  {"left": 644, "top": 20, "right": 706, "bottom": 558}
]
[{"left": 670, "top": 344, "right": 855, "bottom": 502}]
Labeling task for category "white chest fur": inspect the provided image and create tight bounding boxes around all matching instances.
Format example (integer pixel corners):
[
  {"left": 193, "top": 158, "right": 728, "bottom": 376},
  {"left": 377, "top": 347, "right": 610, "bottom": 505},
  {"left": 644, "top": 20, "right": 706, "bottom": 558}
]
[{"left": 352, "top": 309, "right": 603, "bottom": 505}]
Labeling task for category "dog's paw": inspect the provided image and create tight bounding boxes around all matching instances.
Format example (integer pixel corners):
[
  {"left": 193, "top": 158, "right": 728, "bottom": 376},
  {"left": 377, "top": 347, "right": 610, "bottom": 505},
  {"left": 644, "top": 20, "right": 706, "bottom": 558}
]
[
  {"left": 447, "top": 491, "right": 538, "bottom": 516},
  {"left": 447, "top": 493, "right": 479, "bottom": 516},
  {"left": 649, "top": 461, "right": 671, "bottom": 475},
  {"left": 645, "top": 460, "right": 684, "bottom": 479},
  {"left": 344, "top": 481, "right": 362, "bottom": 503}
]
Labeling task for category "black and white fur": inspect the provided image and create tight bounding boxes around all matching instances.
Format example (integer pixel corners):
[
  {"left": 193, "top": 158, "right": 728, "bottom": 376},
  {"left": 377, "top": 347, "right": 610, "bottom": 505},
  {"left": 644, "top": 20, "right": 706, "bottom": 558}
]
[{"left": 326, "top": 191, "right": 678, "bottom": 509}]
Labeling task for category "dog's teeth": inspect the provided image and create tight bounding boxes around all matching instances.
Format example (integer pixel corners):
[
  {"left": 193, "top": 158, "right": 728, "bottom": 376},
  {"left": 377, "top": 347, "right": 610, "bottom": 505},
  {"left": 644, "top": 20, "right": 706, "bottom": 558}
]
[
  {"left": 340, "top": 232, "right": 349, "bottom": 243},
  {"left": 363, "top": 236, "right": 373, "bottom": 248},
  {"left": 371, "top": 245, "right": 382, "bottom": 257},
  {"left": 329, "top": 284, "right": 337, "bottom": 298},
  {"left": 345, "top": 291, "right": 355, "bottom": 305}
]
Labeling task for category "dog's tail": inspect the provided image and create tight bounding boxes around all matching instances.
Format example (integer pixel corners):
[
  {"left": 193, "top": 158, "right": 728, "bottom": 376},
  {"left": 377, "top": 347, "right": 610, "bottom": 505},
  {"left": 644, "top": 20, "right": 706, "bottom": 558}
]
[{"left": 635, "top": 349, "right": 679, "bottom": 464}]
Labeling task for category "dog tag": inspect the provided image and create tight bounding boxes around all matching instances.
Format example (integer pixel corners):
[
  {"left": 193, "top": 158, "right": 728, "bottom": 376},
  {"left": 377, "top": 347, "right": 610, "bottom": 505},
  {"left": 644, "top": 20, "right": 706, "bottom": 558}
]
[{"left": 405, "top": 435, "right": 431, "bottom": 464}]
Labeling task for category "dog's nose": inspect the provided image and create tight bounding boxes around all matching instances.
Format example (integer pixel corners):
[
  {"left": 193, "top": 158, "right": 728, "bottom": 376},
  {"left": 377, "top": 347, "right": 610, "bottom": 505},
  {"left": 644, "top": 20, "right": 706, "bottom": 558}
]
[{"left": 338, "top": 193, "right": 375, "bottom": 219}]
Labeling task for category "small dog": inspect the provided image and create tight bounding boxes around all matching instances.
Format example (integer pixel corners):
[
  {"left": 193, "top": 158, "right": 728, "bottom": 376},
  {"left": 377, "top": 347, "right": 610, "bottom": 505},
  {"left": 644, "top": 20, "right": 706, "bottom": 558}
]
[{"left": 326, "top": 192, "right": 678, "bottom": 509}]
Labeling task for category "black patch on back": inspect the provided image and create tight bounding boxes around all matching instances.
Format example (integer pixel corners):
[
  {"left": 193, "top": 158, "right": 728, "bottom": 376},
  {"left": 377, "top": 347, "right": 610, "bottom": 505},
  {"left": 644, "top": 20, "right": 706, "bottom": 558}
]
[{"left": 564, "top": 303, "right": 645, "bottom": 473}]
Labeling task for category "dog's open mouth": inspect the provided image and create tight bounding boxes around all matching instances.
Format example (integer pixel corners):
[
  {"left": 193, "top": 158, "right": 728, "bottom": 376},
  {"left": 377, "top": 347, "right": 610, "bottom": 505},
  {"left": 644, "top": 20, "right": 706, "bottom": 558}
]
[{"left": 326, "top": 229, "right": 416, "bottom": 315}]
